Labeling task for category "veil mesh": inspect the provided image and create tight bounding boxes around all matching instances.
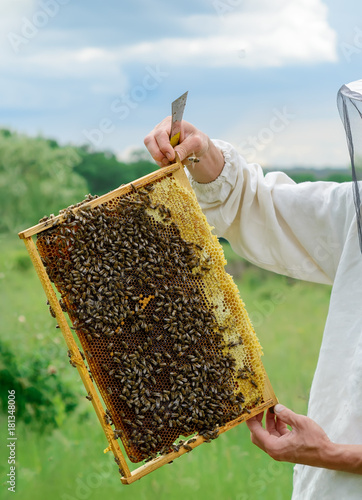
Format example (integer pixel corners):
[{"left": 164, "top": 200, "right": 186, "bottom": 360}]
[{"left": 337, "top": 80, "right": 362, "bottom": 252}]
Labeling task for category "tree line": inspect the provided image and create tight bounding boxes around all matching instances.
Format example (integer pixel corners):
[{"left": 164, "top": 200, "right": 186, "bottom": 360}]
[
  {"left": 0, "top": 128, "right": 352, "bottom": 234},
  {"left": 0, "top": 129, "right": 156, "bottom": 233}
]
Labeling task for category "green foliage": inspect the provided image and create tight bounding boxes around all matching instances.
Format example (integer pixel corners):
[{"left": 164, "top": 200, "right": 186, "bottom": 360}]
[
  {"left": 11, "top": 248, "right": 33, "bottom": 271},
  {"left": 0, "top": 130, "right": 88, "bottom": 233},
  {"left": 0, "top": 339, "right": 78, "bottom": 430},
  {"left": 74, "top": 147, "right": 156, "bottom": 196},
  {"left": 325, "top": 172, "right": 351, "bottom": 183},
  {"left": 284, "top": 171, "right": 318, "bottom": 183}
]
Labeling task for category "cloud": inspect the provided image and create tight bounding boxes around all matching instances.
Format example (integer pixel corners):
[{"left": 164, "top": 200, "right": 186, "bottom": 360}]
[
  {"left": 0, "top": 0, "right": 337, "bottom": 80},
  {"left": 117, "top": 0, "right": 337, "bottom": 68},
  {"left": 173, "top": 0, "right": 338, "bottom": 67},
  {"left": 0, "top": 0, "right": 36, "bottom": 43},
  {"left": 0, "top": 0, "right": 340, "bottom": 161},
  {"left": 0, "top": 0, "right": 36, "bottom": 20}
]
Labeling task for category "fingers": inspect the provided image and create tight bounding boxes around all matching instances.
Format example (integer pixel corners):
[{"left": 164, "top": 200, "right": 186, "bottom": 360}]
[
  {"left": 276, "top": 416, "right": 290, "bottom": 436},
  {"left": 265, "top": 407, "right": 279, "bottom": 436},
  {"left": 246, "top": 406, "right": 291, "bottom": 452},
  {"left": 246, "top": 411, "right": 264, "bottom": 429},
  {"left": 245, "top": 414, "right": 261, "bottom": 435},
  {"left": 246, "top": 412, "right": 267, "bottom": 441},
  {"left": 143, "top": 136, "right": 171, "bottom": 167},
  {"left": 144, "top": 118, "right": 209, "bottom": 166},
  {"left": 246, "top": 413, "right": 279, "bottom": 453},
  {"left": 144, "top": 116, "right": 175, "bottom": 166},
  {"left": 174, "top": 134, "right": 206, "bottom": 162},
  {"left": 266, "top": 407, "right": 289, "bottom": 436},
  {"left": 274, "top": 404, "right": 300, "bottom": 429},
  {"left": 155, "top": 132, "right": 176, "bottom": 163},
  {"left": 246, "top": 405, "right": 332, "bottom": 465},
  {"left": 246, "top": 421, "right": 268, "bottom": 447}
]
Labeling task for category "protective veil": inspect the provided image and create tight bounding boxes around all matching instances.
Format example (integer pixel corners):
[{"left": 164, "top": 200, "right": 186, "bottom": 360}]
[{"left": 337, "top": 79, "right": 362, "bottom": 251}]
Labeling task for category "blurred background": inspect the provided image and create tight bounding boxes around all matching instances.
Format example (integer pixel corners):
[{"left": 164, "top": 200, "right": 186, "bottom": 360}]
[{"left": 0, "top": 0, "right": 360, "bottom": 498}]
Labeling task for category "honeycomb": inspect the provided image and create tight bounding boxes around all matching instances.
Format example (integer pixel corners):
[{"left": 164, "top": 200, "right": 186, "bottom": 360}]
[{"left": 35, "top": 171, "right": 265, "bottom": 463}]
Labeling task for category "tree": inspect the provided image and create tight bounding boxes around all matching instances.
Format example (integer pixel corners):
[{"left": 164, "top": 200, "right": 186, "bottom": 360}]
[
  {"left": 74, "top": 147, "right": 156, "bottom": 196},
  {"left": 325, "top": 172, "right": 352, "bottom": 183},
  {"left": 0, "top": 339, "right": 78, "bottom": 429},
  {"left": 0, "top": 130, "right": 88, "bottom": 232}
]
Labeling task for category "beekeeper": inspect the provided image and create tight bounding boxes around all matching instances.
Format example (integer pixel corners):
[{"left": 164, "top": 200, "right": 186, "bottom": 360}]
[{"left": 144, "top": 114, "right": 362, "bottom": 499}]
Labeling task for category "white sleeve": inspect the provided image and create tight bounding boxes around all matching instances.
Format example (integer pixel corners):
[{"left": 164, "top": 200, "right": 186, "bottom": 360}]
[{"left": 187, "top": 140, "right": 356, "bottom": 285}]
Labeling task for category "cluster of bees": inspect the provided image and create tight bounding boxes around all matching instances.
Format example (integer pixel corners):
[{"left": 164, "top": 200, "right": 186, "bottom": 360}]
[{"left": 37, "top": 182, "right": 259, "bottom": 463}]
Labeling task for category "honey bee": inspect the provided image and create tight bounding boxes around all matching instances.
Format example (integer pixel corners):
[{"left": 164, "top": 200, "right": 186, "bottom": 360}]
[{"left": 227, "top": 339, "right": 243, "bottom": 348}]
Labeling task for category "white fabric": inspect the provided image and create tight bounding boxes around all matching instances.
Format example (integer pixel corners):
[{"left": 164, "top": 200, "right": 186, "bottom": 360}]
[
  {"left": 345, "top": 79, "right": 362, "bottom": 98},
  {"left": 187, "top": 139, "right": 362, "bottom": 500}
]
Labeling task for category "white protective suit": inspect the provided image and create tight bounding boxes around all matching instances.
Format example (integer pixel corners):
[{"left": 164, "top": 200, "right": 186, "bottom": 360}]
[{"left": 187, "top": 140, "right": 362, "bottom": 500}]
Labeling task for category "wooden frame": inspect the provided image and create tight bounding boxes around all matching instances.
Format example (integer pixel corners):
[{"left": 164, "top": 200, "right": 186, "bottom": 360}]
[{"left": 18, "top": 161, "right": 278, "bottom": 485}]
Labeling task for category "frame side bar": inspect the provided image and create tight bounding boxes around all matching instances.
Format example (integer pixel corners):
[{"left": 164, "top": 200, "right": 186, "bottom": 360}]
[{"left": 22, "top": 236, "right": 131, "bottom": 478}]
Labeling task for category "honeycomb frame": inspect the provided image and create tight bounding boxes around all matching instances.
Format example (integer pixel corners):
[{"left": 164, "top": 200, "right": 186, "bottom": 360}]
[{"left": 18, "top": 160, "right": 277, "bottom": 485}]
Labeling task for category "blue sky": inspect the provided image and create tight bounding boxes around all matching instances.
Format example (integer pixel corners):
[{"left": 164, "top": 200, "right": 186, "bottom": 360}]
[{"left": 1, "top": 0, "right": 362, "bottom": 168}]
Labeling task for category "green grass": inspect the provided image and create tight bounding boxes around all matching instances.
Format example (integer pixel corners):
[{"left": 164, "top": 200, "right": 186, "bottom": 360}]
[
  {"left": 0, "top": 236, "right": 331, "bottom": 500},
  {"left": 231, "top": 265, "right": 331, "bottom": 414}
]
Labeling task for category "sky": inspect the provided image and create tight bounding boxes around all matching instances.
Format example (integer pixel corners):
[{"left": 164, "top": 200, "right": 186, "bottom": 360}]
[{"left": 1, "top": 0, "right": 362, "bottom": 168}]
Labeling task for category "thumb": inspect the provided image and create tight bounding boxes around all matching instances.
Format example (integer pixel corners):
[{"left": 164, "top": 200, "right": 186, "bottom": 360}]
[
  {"left": 274, "top": 404, "right": 300, "bottom": 427},
  {"left": 174, "top": 132, "right": 205, "bottom": 163},
  {"left": 174, "top": 143, "right": 189, "bottom": 163}
]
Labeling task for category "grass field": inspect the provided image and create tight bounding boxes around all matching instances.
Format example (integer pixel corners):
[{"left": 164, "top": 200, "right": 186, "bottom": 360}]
[{"left": 0, "top": 234, "right": 332, "bottom": 500}]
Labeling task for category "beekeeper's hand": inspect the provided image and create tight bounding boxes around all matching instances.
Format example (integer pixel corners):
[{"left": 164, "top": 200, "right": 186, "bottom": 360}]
[
  {"left": 246, "top": 404, "right": 362, "bottom": 474},
  {"left": 144, "top": 117, "right": 224, "bottom": 183}
]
